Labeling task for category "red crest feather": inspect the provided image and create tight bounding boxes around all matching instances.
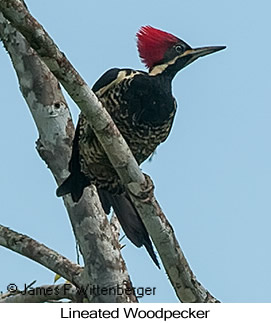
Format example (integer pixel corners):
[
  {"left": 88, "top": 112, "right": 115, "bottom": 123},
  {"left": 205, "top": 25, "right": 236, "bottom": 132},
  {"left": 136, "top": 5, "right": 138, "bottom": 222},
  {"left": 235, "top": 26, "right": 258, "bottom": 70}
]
[{"left": 136, "top": 26, "right": 179, "bottom": 69}]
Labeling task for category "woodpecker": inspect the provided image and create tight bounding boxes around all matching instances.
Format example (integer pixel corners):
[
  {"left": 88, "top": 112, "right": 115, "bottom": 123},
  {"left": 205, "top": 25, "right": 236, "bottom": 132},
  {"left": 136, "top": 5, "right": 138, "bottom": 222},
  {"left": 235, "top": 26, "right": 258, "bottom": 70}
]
[{"left": 57, "top": 26, "right": 225, "bottom": 268}]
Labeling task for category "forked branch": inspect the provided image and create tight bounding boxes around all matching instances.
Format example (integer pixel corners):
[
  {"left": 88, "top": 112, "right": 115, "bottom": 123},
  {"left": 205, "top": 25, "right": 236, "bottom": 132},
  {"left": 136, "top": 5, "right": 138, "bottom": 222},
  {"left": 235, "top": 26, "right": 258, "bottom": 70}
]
[{"left": 0, "top": 0, "right": 219, "bottom": 302}]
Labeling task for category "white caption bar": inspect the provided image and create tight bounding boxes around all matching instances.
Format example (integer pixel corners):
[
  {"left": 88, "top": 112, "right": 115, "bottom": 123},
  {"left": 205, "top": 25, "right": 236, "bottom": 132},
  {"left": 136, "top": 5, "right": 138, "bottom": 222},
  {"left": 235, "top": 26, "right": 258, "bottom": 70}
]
[{"left": 1, "top": 303, "right": 270, "bottom": 322}]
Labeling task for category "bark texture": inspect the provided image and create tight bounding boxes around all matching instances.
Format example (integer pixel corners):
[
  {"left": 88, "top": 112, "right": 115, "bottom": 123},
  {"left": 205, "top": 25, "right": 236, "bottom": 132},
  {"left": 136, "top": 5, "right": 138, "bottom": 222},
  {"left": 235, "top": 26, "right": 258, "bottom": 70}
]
[
  {"left": 0, "top": 11, "right": 136, "bottom": 303},
  {"left": 0, "top": 0, "right": 219, "bottom": 302}
]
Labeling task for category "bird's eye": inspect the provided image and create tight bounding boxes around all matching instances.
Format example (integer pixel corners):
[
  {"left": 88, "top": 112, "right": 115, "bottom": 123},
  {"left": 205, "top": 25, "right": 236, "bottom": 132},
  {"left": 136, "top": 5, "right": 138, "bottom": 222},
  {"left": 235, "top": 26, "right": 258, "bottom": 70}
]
[{"left": 175, "top": 45, "right": 183, "bottom": 53}]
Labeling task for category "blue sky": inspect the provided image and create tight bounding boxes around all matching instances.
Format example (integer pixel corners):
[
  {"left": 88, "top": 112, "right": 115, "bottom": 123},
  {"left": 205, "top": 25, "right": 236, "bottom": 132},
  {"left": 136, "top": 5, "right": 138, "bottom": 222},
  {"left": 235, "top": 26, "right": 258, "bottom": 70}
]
[{"left": 0, "top": 0, "right": 270, "bottom": 302}]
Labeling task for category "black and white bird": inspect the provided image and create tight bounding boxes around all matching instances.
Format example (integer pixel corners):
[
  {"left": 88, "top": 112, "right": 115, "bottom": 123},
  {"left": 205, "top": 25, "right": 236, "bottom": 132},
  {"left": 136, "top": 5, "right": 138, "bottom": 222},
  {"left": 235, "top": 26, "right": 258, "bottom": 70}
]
[{"left": 57, "top": 26, "right": 225, "bottom": 267}]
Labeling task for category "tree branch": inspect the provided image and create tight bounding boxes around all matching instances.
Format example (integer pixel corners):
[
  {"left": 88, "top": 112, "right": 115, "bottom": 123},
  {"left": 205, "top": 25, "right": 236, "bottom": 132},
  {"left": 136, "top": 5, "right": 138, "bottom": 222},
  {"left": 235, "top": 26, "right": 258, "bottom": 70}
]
[
  {"left": 0, "top": 0, "right": 219, "bottom": 302},
  {"left": 0, "top": 225, "right": 82, "bottom": 286},
  {"left": 129, "top": 175, "right": 219, "bottom": 302},
  {"left": 0, "top": 0, "right": 144, "bottom": 188},
  {"left": 0, "top": 11, "right": 136, "bottom": 303}
]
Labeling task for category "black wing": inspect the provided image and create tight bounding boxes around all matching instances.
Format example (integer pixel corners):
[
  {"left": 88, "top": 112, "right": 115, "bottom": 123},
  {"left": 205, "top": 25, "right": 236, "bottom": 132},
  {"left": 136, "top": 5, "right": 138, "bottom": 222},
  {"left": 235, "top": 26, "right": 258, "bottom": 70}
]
[
  {"left": 56, "top": 68, "right": 121, "bottom": 201},
  {"left": 92, "top": 68, "right": 120, "bottom": 93}
]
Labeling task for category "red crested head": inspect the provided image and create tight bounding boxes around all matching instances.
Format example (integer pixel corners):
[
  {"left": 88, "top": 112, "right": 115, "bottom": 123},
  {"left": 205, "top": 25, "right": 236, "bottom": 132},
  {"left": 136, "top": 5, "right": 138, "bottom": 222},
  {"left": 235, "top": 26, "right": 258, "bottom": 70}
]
[{"left": 136, "top": 26, "right": 180, "bottom": 69}]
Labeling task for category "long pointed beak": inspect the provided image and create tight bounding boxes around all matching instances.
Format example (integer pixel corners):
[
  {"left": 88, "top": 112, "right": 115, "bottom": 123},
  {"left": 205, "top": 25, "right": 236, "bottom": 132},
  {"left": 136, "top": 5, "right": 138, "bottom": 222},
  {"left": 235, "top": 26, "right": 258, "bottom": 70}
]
[
  {"left": 178, "top": 45, "right": 226, "bottom": 70},
  {"left": 190, "top": 45, "right": 226, "bottom": 58}
]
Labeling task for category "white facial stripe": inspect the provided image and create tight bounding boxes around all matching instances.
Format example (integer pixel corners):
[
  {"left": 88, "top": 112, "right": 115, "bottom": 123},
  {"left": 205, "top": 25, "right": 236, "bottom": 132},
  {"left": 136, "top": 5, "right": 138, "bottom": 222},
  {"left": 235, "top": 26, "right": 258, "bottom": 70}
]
[{"left": 149, "top": 50, "right": 193, "bottom": 76}]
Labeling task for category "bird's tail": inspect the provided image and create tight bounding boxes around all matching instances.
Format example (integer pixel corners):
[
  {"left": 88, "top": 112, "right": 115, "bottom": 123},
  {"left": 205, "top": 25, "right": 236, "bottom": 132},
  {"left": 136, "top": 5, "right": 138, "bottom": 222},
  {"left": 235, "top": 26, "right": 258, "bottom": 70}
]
[
  {"left": 56, "top": 171, "right": 89, "bottom": 202},
  {"left": 98, "top": 189, "right": 160, "bottom": 268}
]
